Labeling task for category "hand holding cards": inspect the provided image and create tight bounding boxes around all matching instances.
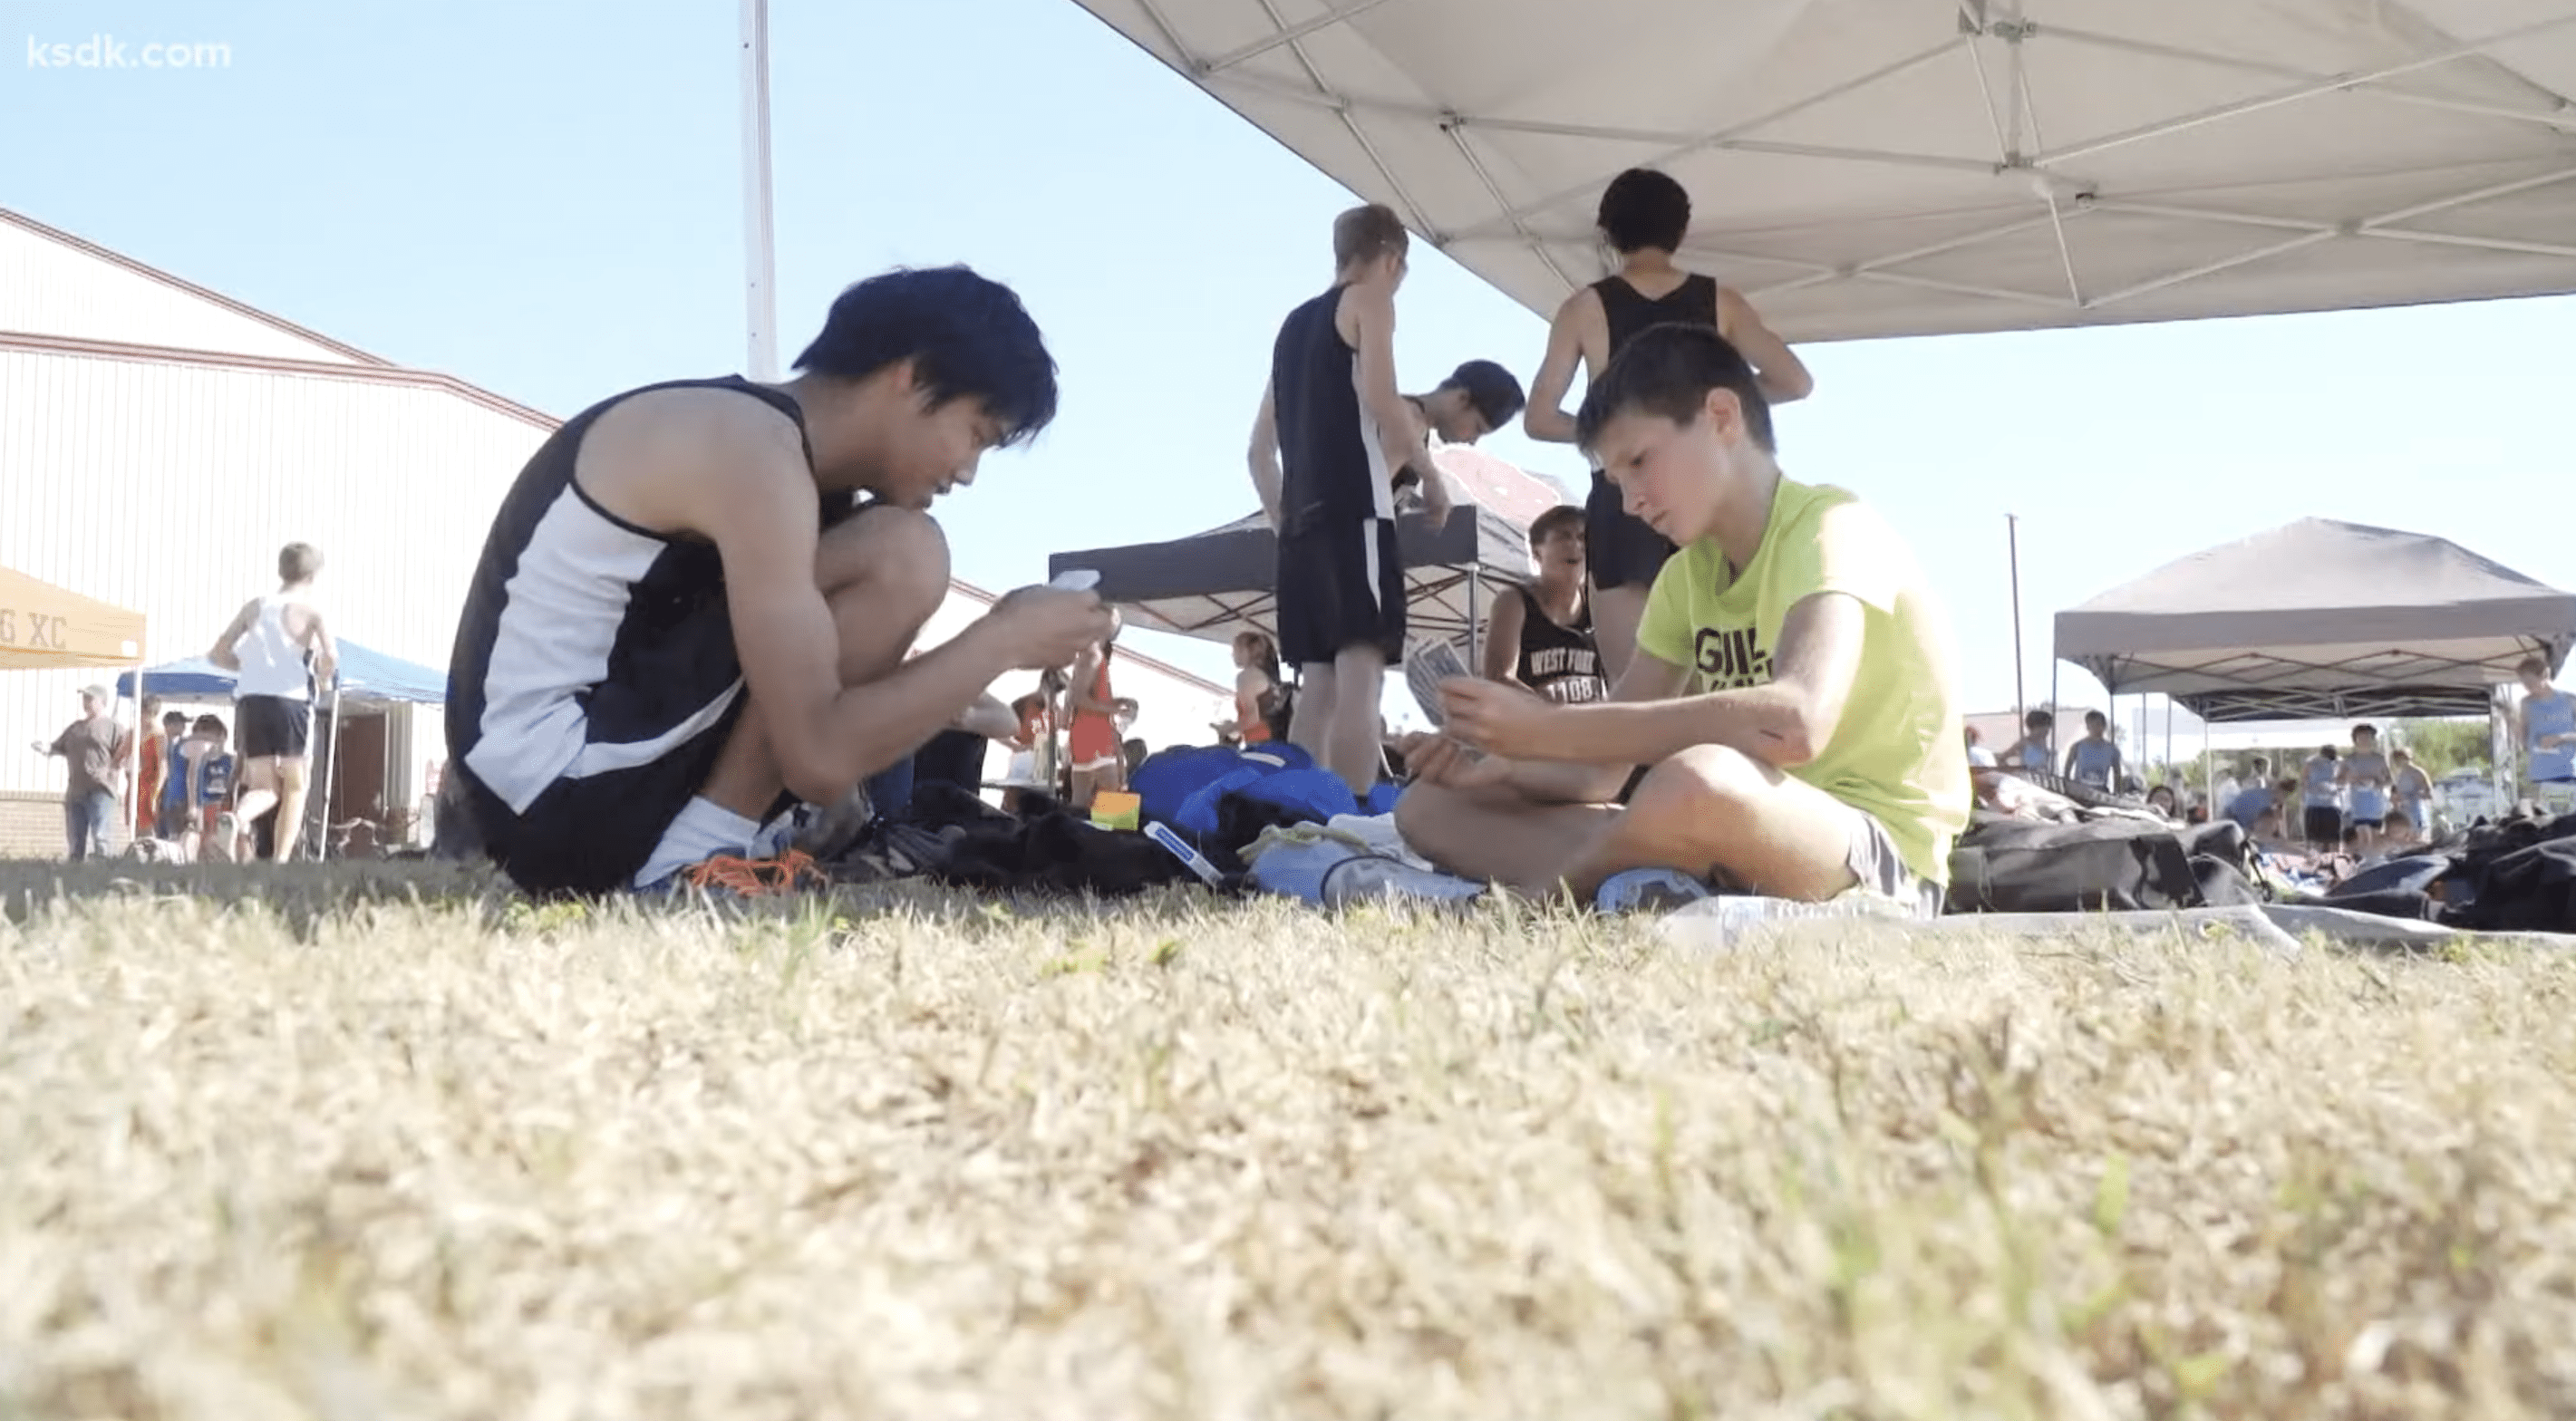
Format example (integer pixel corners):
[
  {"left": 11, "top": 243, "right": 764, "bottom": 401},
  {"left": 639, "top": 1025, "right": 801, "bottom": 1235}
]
[{"left": 1404, "top": 638, "right": 1472, "bottom": 727}]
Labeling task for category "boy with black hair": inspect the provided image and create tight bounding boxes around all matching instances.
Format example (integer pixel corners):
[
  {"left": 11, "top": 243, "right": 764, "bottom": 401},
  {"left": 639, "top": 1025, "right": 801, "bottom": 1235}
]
[
  {"left": 1480, "top": 505, "right": 1603, "bottom": 705},
  {"left": 1523, "top": 167, "right": 1814, "bottom": 687},
  {"left": 1412, "top": 360, "right": 1526, "bottom": 448},
  {"left": 2063, "top": 709, "right": 2124, "bottom": 791},
  {"left": 1247, "top": 202, "right": 1434, "bottom": 796},
  {"left": 1397, "top": 324, "right": 1966, "bottom": 914},
  {"left": 448, "top": 266, "right": 1114, "bottom": 895}
]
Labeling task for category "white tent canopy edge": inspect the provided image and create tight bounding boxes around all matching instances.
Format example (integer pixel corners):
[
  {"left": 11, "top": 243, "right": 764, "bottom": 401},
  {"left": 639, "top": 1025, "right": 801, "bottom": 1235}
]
[{"left": 1070, "top": 0, "right": 2576, "bottom": 342}]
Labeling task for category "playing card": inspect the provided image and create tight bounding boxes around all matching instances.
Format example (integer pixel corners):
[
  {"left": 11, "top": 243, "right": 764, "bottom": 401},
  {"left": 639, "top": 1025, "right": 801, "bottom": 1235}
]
[{"left": 1405, "top": 638, "right": 1471, "bottom": 726}]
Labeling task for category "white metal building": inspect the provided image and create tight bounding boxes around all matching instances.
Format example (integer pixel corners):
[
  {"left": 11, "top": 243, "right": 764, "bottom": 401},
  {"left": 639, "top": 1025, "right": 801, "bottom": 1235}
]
[{"left": 0, "top": 208, "right": 1225, "bottom": 856}]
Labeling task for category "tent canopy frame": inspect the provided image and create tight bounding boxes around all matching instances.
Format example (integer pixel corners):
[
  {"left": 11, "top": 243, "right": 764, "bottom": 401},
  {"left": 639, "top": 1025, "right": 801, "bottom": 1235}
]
[{"left": 1080, "top": 0, "right": 2576, "bottom": 340}]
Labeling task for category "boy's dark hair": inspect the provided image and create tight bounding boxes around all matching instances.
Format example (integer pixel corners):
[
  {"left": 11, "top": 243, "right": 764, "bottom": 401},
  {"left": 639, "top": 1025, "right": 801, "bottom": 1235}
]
[
  {"left": 1439, "top": 359, "right": 1525, "bottom": 430},
  {"left": 278, "top": 542, "right": 322, "bottom": 583},
  {"left": 1574, "top": 324, "right": 1777, "bottom": 455},
  {"left": 2027, "top": 710, "right": 2055, "bottom": 730},
  {"left": 794, "top": 266, "right": 1058, "bottom": 448},
  {"left": 1596, "top": 168, "right": 1691, "bottom": 255},
  {"left": 193, "top": 713, "right": 226, "bottom": 735},
  {"left": 1332, "top": 203, "right": 1409, "bottom": 270},
  {"left": 2248, "top": 755, "right": 2270, "bottom": 774},
  {"left": 2352, "top": 722, "right": 2377, "bottom": 740},
  {"left": 1528, "top": 505, "right": 1585, "bottom": 550},
  {"left": 2520, "top": 655, "right": 2549, "bottom": 677},
  {"left": 162, "top": 710, "right": 188, "bottom": 729},
  {"left": 2085, "top": 710, "right": 2108, "bottom": 729}
]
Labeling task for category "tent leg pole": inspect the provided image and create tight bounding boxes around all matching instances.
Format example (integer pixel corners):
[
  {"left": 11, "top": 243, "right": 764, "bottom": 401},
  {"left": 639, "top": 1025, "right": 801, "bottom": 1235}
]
[
  {"left": 129, "top": 657, "right": 145, "bottom": 853},
  {"left": 1467, "top": 566, "right": 1482, "bottom": 668}
]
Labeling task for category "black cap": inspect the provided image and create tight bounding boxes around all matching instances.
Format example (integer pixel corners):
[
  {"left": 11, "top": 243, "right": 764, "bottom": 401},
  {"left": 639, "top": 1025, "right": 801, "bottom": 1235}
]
[{"left": 1443, "top": 359, "right": 1525, "bottom": 430}]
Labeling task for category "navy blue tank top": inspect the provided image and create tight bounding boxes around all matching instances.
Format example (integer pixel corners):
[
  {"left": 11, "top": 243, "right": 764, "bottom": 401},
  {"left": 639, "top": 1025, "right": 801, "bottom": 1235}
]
[{"left": 1272, "top": 285, "right": 1397, "bottom": 535}]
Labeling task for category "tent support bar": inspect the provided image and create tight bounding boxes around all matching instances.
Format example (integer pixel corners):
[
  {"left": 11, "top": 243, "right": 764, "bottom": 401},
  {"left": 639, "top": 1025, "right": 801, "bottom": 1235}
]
[
  {"left": 2035, "top": 22, "right": 2576, "bottom": 135},
  {"left": 1438, "top": 35, "right": 1971, "bottom": 240},
  {"left": 1442, "top": 121, "right": 1574, "bottom": 289},
  {"left": 2031, "top": 12, "right": 2576, "bottom": 167},
  {"left": 1201, "top": 0, "right": 1406, "bottom": 72}
]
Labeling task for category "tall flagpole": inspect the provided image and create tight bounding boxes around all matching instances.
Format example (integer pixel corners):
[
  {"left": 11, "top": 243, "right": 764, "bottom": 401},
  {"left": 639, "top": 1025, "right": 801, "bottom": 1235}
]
[
  {"left": 741, "top": 0, "right": 780, "bottom": 382},
  {"left": 2008, "top": 514, "right": 2028, "bottom": 726}
]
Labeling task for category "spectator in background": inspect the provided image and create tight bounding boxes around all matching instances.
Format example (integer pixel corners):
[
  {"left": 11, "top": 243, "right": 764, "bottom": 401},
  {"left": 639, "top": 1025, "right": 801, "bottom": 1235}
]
[
  {"left": 2145, "top": 783, "right": 2179, "bottom": 820},
  {"left": 2062, "top": 710, "right": 2125, "bottom": 791},
  {"left": 1065, "top": 633, "right": 1137, "bottom": 811},
  {"left": 2000, "top": 709, "right": 2054, "bottom": 775},
  {"left": 209, "top": 541, "right": 337, "bottom": 862},
  {"left": 32, "top": 684, "right": 128, "bottom": 861},
  {"left": 2301, "top": 744, "right": 2344, "bottom": 851},
  {"left": 1215, "top": 630, "right": 1283, "bottom": 746},
  {"left": 2377, "top": 808, "right": 2424, "bottom": 853},
  {"left": 187, "top": 715, "right": 237, "bottom": 861},
  {"left": 2390, "top": 749, "right": 2433, "bottom": 834},
  {"left": 2228, "top": 774, "right": 2296, "bottom": 830},
  {"left": 140, "top": 707, "right": 189, "bottom": 841},
  {"left": 2513, "top": 655, "right": 2575, "bottom": 798},
  {"left": 1480, "top": 506, "right": 1604, "bottom": 706},
  {"left": 2340, "top": 723, "right": 2392, "bottom": 850}
]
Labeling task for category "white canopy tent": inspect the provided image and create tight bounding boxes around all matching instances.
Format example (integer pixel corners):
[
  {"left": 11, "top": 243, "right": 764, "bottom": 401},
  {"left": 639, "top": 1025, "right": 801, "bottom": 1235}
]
[
  {"left": 2055, "top": 517, "right": 2576, "bottom": 721},
  {"left": 1063, "top": 0, "right": 2576, "bottom": 338}
]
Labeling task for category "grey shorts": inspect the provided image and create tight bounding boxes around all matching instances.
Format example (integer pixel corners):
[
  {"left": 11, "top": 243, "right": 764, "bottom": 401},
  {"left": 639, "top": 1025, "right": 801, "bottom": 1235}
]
[{"left": 1700, "top": 806, "right": 1943, "bottom": 919}]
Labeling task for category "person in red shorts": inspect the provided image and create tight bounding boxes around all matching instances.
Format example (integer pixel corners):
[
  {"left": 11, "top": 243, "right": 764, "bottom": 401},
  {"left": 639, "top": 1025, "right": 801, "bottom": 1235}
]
[{"left": 1065, "top": 631, "right": 1137, "bottom": 810}]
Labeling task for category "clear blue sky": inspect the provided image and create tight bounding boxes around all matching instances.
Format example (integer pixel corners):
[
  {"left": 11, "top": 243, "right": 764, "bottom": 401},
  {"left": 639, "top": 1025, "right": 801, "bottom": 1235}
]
[{"left": 7, "top": 0, "right": 2571, "bottom": 721}]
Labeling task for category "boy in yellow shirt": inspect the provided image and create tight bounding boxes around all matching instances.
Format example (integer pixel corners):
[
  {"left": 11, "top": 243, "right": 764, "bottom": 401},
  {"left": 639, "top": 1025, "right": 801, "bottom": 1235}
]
[{"left": 1394, "top": 324, "right": 1970, "bottom": 914}]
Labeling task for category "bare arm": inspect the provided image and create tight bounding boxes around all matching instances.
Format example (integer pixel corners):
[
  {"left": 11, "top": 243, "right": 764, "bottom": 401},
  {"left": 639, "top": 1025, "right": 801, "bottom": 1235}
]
[
  {"left": 686, "top": 413, "right": 1107, "bottom": 806},
  {"left": 1522, "top": 292, "right": 1593, "bottom": 444},
  {"left": 305, "top": 607, "right": 339, "bottom": 687},
  {"left": 1717, "top": 286, "right": 1814, "bottom": 404},
  {"left": 1067, "top": 647, "right": 1115, "bottom": 716},
  {"left": 954, "top": 693, "right": 1019, "bottom": 742},
  {"left": 206, "top": 599, "right": 257, "bottom": 671},
  {"left": 1479, "top": 587, "right": 1525, "bottom": 683},
  {"left": 1247, "top": 381, "right": 1283, "bottom": 528},
  {"left": 1349, "top": 283, "right": 1426, "bottom": 471},
  {"left": 1417, "top": 459, "right": 1455, "bottom": 527},
  {"left": 1512, "top": 591, "right": 1866, "bottom": 771},
  {"left": 1501, "top": 652, "right": 1692, "bottom": 804}
]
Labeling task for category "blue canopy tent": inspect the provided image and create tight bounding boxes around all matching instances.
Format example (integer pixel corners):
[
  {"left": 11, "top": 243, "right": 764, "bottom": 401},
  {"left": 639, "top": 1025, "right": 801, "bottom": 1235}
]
[
  {"left": 115, "top": 639, "right": 445, "bottom": 705},
  {"left": 115, "top": 640, "right": 445, "bottom": 856}
]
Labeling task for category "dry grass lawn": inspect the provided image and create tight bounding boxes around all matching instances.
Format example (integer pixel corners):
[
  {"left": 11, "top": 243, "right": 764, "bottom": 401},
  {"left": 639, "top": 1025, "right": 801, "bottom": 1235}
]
[{"left": 3, "top": 861, "right": 2573, "bottom": 1419}]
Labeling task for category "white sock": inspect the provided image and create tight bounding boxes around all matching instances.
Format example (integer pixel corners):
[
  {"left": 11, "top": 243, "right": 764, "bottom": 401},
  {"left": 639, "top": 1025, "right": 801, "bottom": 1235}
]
[{"left": 634, "top": 796, "right": 763, "bottom": 889}]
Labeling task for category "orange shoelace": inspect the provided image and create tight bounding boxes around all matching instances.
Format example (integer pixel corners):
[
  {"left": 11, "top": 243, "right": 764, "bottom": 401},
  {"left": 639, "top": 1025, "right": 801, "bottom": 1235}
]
[{"left": 676, "top": 848, "right": 828, "bottom": 896}]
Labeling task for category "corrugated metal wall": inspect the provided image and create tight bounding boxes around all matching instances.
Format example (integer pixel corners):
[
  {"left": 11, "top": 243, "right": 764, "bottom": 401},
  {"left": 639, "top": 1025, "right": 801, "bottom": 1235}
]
[
  {"left": 0, "top": 346, "right": 550, "bottom": 803},
  {"left": 0, "top": 218, "right": 364, "bottom": 364}
]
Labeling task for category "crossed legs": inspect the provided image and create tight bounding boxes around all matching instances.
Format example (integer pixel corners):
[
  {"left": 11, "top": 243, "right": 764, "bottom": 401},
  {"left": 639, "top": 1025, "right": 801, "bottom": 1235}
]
[{"left": 1395, "top": 743, "right": 1870, "bottom": 904}]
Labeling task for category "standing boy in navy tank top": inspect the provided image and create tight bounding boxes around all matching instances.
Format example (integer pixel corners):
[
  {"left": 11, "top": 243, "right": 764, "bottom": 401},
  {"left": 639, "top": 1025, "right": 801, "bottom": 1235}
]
[
  {"left": 1523, "top": 168, "right": 1815, "bottom": 688},
  {"left": 1247, "top": 203, "right": 1438, "bottom": 796}
]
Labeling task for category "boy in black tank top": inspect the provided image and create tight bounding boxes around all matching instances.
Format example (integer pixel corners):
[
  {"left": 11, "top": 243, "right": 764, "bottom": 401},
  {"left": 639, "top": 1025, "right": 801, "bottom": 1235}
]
[
  {"left": 1480, "top": 505, "right": 1604, "bottom": 704},
  {"left": 1523, "top": 167, "right": 1815, "bottom": 688},
  {"left": 446, "top": 267, "right": 1115, "bottom": 895},
  {"left": 1245, "top": 204, "right": 1438, "bottom": 796}
]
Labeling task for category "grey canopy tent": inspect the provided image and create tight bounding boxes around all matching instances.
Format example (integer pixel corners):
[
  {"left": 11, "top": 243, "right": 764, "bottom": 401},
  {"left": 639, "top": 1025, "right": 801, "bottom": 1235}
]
[
  {"left": 1070, "top": 0, "right": 2576, "bottom": 340},
  {"left": 1051, "top": 498, "right": 1530, "bottom": 659},
  {"left": 2054, "top": 517, "right": 2576, "bottom": 722}
]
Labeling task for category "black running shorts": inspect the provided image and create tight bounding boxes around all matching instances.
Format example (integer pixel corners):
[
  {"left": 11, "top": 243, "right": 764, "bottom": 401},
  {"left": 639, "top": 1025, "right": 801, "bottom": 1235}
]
[
  {"left": 237, "top": 694, "right": 312, "bottom": 759},
  {"left": 1586, "top": 469, "right": 1678, "bottom": 593},
  {"left": 1276, "top": 518, "right": 1407, "bottom": 668}
]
